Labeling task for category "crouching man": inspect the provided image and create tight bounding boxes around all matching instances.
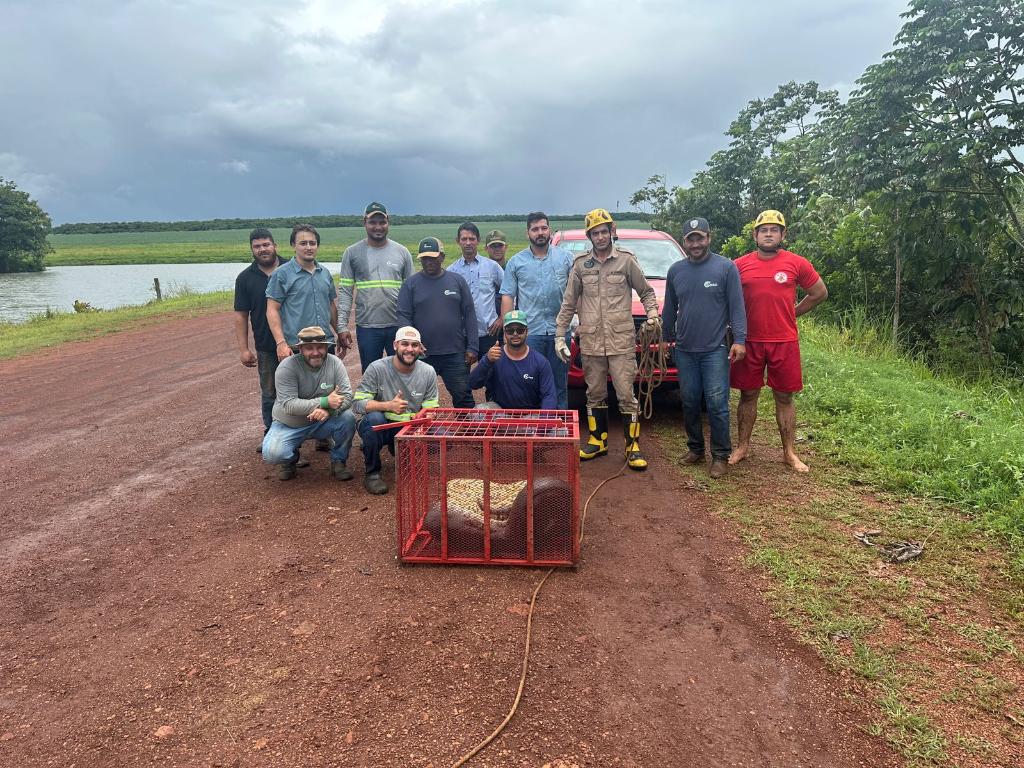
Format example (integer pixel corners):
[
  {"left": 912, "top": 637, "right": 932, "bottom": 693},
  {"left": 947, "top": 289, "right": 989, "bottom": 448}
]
[
  {"left": 353, "top": 326, "right": 439, "bottom": 495},
  {"left": 261, "top": 326, "right": 357, "bottom": 481},
  {"left": 469, "top": 310, "right": 556, "bottom": 410}
]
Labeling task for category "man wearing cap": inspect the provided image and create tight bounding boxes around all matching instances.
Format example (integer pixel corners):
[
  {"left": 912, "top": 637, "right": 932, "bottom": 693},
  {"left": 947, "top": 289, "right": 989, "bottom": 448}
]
[
  {"left": 484, "top": 229, "right": 509, "bottom": 268},
  {"left": 234, "top": 227, "right": 285, "bottom": 449},
  {"left": 396, "top": 237, "right": 478, "bottom": 408},
  {"left": 469, "top": 310, "right": 556, "bottom": 410},
  {"left": 729, "top": 210, "right": 828, "bottom": 472},
  {"left": 266, "top": 224, "right": 338, "bottom": 359},
  {"left": 554, "top": 208, "right": 659, "bottom": 470},
  {"left": 261, "top": 326, "right": 357, "bottom": 482},
  {"left": 448, "top": 222, "right": 505, "bottom": 356},
  {"left": 661, "top": 217, "right": 747, "bottom": 479},
  {"left": 353, "top": 327, "right": 440, "bottom": 495},
  {"left": 500, "top": 212, "right": 574, "bottom": 409},
  {"left": 337, "top": 202, "right": 415, "bottom": 372}
]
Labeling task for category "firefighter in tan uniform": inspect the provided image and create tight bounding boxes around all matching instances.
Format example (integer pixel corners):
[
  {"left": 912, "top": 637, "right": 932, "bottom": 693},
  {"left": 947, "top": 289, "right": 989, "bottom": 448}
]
[{"left": 555, "top": 209, "right": 659, "bottom": 470}]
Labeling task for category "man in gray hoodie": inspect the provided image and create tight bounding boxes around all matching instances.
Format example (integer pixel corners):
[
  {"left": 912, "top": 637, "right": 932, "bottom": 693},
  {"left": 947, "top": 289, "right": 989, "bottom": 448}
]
[{"left": 261, "top": 326, "right": 357, "bottom": 482}]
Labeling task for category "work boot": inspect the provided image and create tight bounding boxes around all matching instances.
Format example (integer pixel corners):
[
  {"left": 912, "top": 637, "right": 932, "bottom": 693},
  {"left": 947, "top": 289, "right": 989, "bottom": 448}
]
[
  {"left": 681, "top": 450, "right": 704, "bottom": 465},
  {"left": 331, "top": 461, "right": 353, "bottom": 481},
  {"left": 580, "top": 405, "right": 609, "bottom": 460},
  {"left": 315, "top": 438, "right": 332, "bottom": 452},
  {"left": 296, "top": 455, "right": 310, "bottom": 468},
  {"left": 623, "top": 415, "right": 647, "bottom": 471},
  {"left": 364, "top": 473, "right": 388, "bottom": 495},
  {"left": 277, "top": 461, "right": 298, "bottom": 481},
  {"left": 709, "top": 459, "right": 728, "bottom": 479}
]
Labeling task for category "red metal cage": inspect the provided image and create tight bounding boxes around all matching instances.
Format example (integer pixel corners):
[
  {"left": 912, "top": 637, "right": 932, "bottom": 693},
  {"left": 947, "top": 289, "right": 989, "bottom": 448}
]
[{"left": 394, "top": 409, "right": 580, "bottom": 567}]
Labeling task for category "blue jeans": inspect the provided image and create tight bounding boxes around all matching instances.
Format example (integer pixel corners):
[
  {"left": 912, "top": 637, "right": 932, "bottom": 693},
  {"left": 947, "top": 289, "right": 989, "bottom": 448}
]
[
  {"left": 674, "top": 346, "right": 732, "bottom": 459},
  {"left": 358, "top": 411, "right": 398, "bottom": 476},
  {"left": 530, "top": 334, "right": 568, "bottom": 410},
  {"left": 425, "top": 352, "right": 474, "bottom": 408},
  {"left": 356, "top": 326, "right": 399, "bottom": 373},
  {"left": 262, "top": 410, "right": 357, "bottom": 464},
  {"left": 256, "top": 350, "right": 279, "bottom": 431}
]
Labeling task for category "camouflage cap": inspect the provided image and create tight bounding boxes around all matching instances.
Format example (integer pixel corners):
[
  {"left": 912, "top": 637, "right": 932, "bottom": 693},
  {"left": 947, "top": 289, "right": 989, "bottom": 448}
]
[{"left": 484, "top": 229, "right": 507, "bottom": 246}]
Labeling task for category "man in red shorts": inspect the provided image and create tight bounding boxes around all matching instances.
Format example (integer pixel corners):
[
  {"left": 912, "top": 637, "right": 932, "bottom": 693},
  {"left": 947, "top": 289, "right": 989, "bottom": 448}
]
[{"left": 728, "top": 210, "right": 828, "bottom": 472}]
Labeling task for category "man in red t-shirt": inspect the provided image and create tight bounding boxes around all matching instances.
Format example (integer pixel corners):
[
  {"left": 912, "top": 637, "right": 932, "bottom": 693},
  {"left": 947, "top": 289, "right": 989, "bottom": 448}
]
[{"left": 728, "top": 210, "right": 828, "bottom": 472}]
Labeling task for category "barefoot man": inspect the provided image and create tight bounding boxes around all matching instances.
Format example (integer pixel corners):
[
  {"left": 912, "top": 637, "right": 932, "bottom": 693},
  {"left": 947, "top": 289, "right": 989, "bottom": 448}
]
[{"left": 729, "top": 210, "right": 827, "bottom": 472}]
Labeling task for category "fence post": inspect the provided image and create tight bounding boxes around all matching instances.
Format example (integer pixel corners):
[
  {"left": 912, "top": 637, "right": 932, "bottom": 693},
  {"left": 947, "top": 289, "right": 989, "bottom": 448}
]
[{"left": 153, "top": 278, "right": 162, "bottom": 301}]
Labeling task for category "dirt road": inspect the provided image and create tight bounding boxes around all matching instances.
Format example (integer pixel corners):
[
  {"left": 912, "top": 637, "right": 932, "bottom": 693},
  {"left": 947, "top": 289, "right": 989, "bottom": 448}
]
[{"left": 0, "top": 312, "right": 892, "bottom": 767}]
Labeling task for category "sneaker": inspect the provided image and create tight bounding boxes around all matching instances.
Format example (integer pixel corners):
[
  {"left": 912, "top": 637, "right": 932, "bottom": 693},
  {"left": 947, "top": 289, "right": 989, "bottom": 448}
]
[
  {"left": 681, "top": 450, "right": 705, "bottom": 465},
  {"left": 363, "top": 474, "right": 388, "bottom": 495},
  {"left": 709, "top": 459, "right": 728, "bottom": 479},
  {"left": 277, "top": 462, "right": 297, "bottom": 481},
  {"left": 331, "top": 461, "right": 353, "bottom": 481}
]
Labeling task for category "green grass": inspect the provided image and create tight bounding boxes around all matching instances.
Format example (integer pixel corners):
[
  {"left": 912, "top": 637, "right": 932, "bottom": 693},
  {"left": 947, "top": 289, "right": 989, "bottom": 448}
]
[
  {"left": 45, "top": 220, "right": 648, "bottom": 266},
  {"left": 0, "top": 290, "right": 232, "bottom": 359},
  {"left": 798, "top": 318, "right": 1024, "bottom": 560}
]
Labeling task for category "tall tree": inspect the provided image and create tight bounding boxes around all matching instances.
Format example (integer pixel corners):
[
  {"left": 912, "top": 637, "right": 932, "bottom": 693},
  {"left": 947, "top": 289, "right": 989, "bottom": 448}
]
[{"left": 0, "top": 178, "right": 51, "bottom": 273}]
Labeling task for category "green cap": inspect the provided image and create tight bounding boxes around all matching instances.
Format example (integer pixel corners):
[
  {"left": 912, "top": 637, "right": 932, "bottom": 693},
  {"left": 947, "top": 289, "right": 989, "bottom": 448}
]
[
  {"left": 418, "top": 236, "right": 444, "bottom": 255},
  {"left": 485, "top": 229, "right": 507, "bottom": 246},
  {"left": 503, "top": 310, "right": 528, "bottom": 328},
  {"left": 364, "top": 201, "right": 388, "bottom": 219}
]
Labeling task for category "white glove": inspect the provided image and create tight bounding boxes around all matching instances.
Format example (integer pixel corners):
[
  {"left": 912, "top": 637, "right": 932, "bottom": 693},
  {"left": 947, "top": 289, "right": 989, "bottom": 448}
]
[{"left": 555, "top": 337, "right": 572, "bottom": 363}]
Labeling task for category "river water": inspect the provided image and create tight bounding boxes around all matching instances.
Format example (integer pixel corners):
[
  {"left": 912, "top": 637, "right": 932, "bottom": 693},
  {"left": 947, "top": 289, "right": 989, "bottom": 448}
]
[{"left": 0, "top": 263, "right": 255, "bottom": 323}]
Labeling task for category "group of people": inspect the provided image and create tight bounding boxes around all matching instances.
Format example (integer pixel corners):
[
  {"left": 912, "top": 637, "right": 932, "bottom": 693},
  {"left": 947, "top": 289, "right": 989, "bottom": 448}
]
[{"left": 233, "top": 203, "right": 827, "bottom": 495}]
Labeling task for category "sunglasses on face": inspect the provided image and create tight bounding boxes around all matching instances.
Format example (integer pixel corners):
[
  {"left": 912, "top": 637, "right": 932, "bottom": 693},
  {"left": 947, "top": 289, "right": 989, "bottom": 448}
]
[{"left": 504, "top": 326, "right": 526, "bottom": 335}]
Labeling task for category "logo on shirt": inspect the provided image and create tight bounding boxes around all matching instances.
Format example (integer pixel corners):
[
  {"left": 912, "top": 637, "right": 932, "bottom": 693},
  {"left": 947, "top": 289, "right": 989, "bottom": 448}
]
[
  {"left": 522, "top": 373, "right": 534, "bottom": 381},
  {"left": 703, "top": 281, "right": 719, "bottom": 288},
  {"left": 444, "top": 289, "right": 458, "bottom": 296},
  {"left": 387, "top": 261, "right": 398, "bottom": 268},
  {"left": 320, "top": 382, "right": 329, "bottom": 389},
  {"left": 774, "top": 271, "right": 788, "bottom": 284}
]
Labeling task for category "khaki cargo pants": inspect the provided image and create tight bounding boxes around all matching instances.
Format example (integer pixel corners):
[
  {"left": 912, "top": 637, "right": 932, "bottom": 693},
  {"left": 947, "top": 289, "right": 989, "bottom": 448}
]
[{"left": 582, "top": 353, "right": 638, "bottom": 416}]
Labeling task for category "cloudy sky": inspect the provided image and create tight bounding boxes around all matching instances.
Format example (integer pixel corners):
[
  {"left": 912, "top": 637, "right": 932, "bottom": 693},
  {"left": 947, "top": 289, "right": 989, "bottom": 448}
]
[{"left": 1, "top": 0, "right": 908, "bottom": 224}]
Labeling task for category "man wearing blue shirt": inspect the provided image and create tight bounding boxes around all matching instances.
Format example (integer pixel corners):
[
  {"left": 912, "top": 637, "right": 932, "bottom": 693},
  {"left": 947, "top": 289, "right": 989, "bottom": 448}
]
[
  {"left": 469, "top": 311, "right": 556, "bottom": 410},
  {"left": 397, "top": 237, "right": 478, "bottom": 408},
  {"left": 499, "top": 212, "right": 574, "bottom": 409},
  {"left": 448, "top": 222, "right": 505, "bottom": 355},
  {"left": 266, "top": 224, "right": 338, "bottom": 359},
  {"left": 661, "top": 217, "right": 747, "bottom": 479}
]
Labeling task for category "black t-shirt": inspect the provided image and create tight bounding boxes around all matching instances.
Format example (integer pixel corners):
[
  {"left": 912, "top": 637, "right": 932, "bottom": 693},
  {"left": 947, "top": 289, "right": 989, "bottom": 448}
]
[{"left": 234, "top": 258, "right": 284, "bottom": 353}]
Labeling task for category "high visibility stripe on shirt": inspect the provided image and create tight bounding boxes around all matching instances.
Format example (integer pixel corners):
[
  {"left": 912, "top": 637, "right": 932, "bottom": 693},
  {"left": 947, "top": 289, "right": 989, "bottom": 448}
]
[
  {"left": 354, "top": 280, "right": 403, "bottom": 289},
  {"left": 353, "top": 392, "right": 372, "bottom": 400},
  {"left": 339, "top": 278, "right": 356, "bottom": 286},
  {"left": 421, "top": 399, "right": 439, "bottom": 409},
  {"left": 385, "top": 412, "right": 413, "bottom": 422}
]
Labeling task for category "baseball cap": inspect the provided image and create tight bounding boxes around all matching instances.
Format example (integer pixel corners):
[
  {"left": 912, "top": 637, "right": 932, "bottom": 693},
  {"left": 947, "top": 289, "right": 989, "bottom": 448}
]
[
  {"left": 681, "top": 217, "right": 710, "bottom": 238},
  {"left": 418, "top": 237, "right": 444, "bottom": 255},
  {"left": 364, "top": 201, "right": 388, "bottom": 219},
  {"left": 296, "top": 326, "right": 330, "bottom": 346},
  {"left": 394, "top": 326, "right": 422, "bottom": 343},
  {"left": 503, "top": 310, "right": 528, "bottom": 328},
  {"left": 485, "top": 229, "right": 507, "bottom": 246}
]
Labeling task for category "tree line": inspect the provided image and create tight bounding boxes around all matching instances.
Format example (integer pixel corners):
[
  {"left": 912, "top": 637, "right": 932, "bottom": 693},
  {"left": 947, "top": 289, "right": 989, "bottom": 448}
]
[
  {"left": 632, "top": 0, "right": 1024, "bottom": 377},
  {"left": 50, "top": 213, "right": 645, "bottom": 235}
]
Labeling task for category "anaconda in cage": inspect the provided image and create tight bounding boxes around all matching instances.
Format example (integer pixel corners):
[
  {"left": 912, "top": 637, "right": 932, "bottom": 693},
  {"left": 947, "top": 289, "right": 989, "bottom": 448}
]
[{"left": 394, "top": 409, "right": 580, "bottom": 566}]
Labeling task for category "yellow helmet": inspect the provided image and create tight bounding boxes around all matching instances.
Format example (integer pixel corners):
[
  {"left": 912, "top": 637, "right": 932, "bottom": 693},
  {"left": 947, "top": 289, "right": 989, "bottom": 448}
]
[
  {"left": 584, "top": 208, "right": 614, "bottom": 232},
  {"left": 753, "top": 209, "right": 787, "bottom": 230}
]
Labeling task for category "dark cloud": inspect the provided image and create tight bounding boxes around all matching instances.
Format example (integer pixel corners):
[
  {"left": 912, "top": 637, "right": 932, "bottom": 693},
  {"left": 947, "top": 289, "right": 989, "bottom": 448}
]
[{"left": 0, "top": 0, "right": 908, "bottom": 223}]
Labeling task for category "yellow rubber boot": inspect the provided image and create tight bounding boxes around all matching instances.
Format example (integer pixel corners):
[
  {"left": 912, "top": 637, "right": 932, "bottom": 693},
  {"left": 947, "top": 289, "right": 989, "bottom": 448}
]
[
  {"left": 580, "top": 406, "right": 608, "bottom": 460},
  {"left": 624, "top": 416, "right": 647, "bottom": 471}
]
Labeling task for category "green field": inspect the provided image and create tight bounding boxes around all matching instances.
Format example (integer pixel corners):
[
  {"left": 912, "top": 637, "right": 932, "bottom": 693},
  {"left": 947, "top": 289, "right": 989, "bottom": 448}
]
[{"left": 46, "top": 220, "right": 649, "bottom": 266}]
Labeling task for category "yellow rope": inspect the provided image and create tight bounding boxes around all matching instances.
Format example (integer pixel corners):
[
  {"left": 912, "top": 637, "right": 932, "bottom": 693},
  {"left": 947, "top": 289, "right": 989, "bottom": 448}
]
[{"left": 449, "top": 460, "right": 627, "bottom": 767}]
